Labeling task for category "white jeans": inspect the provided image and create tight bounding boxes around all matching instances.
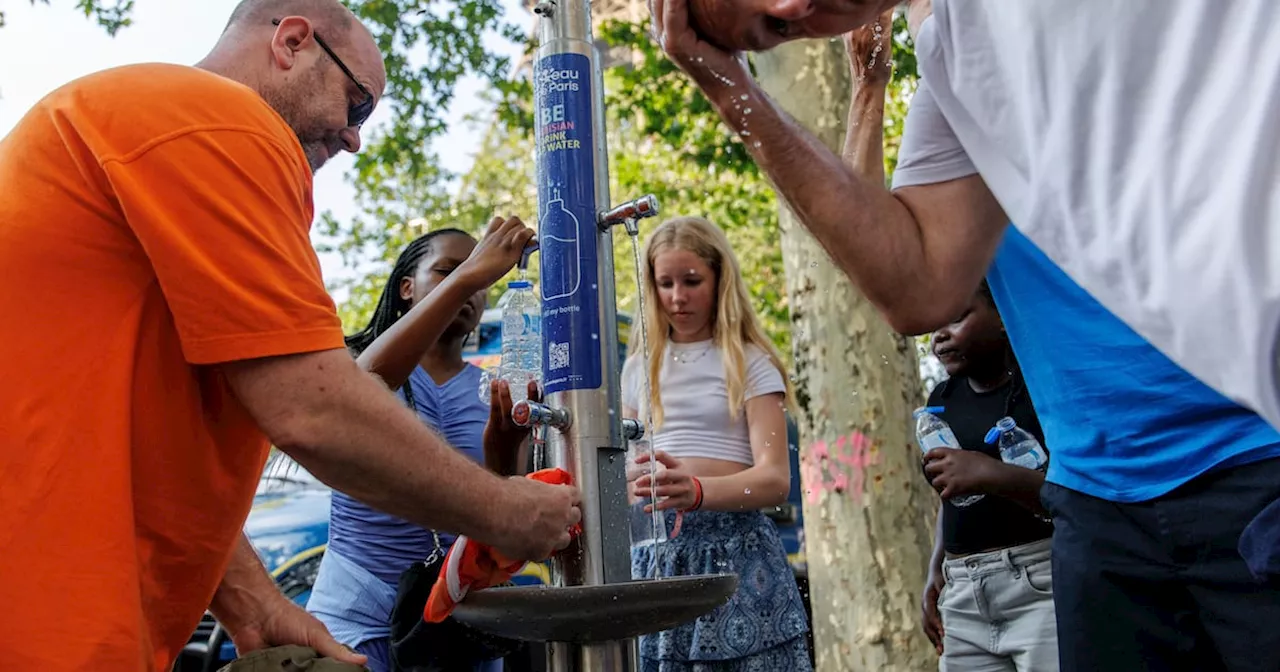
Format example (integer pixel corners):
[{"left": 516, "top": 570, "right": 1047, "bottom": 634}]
[{"left": 938, "top": 538, "right": 1058, "bottom": 672}]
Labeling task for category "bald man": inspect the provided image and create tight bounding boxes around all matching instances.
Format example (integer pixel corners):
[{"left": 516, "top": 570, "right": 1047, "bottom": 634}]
[{"left": 0, "top": 1, "right": 581, "bottom": 670}]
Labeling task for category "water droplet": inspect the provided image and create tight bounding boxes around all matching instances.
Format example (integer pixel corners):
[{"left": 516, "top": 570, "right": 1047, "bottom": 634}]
[
  {"left": 740, "top": 94, "right": 749, "bottom": 101},
  {"left": 744, "top": 488, "right": 752, "bottom": 494},
  {"left": 752, "top": 141, "right": 762, "bottom": 148},
  {"left": 743, "top": 107, "right": 752, "bottom": 114}
]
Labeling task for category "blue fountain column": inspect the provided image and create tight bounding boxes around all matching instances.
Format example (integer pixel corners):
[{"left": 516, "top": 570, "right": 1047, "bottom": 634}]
[{"left": 535, "top": 56, "right": 600, "bottom": 394}]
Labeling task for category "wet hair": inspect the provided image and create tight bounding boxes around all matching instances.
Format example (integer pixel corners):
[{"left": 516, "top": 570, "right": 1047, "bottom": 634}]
[{"left": 344, "top": 228, "right": 472, "bottom": 357}]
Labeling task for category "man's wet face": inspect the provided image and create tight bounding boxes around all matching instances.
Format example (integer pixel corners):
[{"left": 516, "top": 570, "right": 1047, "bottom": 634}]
[{"left": 688, "top": 0, "right": 897, "bottom": 52}]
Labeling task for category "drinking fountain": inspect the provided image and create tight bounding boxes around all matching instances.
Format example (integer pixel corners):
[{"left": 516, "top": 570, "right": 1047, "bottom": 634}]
[{"left": 447, "top": 2, "right": 739, "bottom": 669}]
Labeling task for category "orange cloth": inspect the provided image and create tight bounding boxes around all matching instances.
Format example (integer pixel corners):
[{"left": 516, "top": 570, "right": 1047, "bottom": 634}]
[
  {"left": 424, "top": 468, "right": 581, "bottom": 623},
  {"left": 0, "top": 64, "right": 345, "bottom": 671}
]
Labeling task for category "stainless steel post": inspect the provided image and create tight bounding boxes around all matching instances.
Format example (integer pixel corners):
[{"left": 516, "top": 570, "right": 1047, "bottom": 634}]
[
  {"left": 531, "top": 0, "right": 635, "bottom": 668},
  {"left": 452, "top": 6, "right": 737, "bottom": 660}
]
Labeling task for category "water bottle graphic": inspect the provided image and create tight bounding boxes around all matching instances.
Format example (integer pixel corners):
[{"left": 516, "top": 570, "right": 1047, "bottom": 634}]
[
  {"left": 539, "top": 188, "right": 581, "bottom": 301},
  {"left": 914, "top": 406, "right": 984, "bottom": 507},
  {"left": 985, "top": 417, "right": 1049, "bottom": 471}
]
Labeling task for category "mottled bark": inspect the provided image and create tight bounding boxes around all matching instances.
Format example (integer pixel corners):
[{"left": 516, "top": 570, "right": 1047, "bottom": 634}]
[{"left": 753, "top": 39, "right": 938, "bottom": 671}]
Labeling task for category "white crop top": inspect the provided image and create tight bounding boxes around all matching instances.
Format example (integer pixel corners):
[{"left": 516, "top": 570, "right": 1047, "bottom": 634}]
[{"left": 621, "top": 340, "right": 787, "bottom": 466}]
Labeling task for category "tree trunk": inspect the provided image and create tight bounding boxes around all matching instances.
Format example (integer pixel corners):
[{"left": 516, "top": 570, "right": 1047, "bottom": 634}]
[{"left": 753, "top": 40, "right": 938, "bottom": 671}]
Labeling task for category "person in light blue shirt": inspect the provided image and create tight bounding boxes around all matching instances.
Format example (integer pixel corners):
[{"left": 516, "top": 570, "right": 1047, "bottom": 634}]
[
  {"left": 307, "top": 218, "right": 538, "bottom": 672},
  {"left": 986, "top": 226, "right": 1280, "bottom": 672}
]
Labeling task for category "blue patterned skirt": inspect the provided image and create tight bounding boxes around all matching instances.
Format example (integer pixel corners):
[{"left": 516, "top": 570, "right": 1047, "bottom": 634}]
[{"left": 630, "top": 509, "right": 812, "bottom": 671}]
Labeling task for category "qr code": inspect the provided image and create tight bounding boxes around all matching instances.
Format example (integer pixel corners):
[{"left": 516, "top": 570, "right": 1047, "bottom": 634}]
[{"left": 549, "top": 342, "right": 570, "bottom": 370}]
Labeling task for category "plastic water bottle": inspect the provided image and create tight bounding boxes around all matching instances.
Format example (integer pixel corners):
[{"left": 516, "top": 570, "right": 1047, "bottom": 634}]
[
  {"left": 985, "top": 417, "right": 1049, "bottom": 471},
  {"left": 914, "top": 406, "right": 984, "bottom": 507},
  {"left": 497, "top": 279, "right": 541, "bottom": 404}
]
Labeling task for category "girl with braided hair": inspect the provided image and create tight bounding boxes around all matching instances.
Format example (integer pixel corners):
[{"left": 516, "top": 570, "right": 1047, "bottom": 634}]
[{"left": 307, "top": 216, "right": 537, "bottom": 672}]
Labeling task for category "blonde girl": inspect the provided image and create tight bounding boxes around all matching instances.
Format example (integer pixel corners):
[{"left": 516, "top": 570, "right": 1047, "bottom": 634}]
[{"left": 622, "top": 216, "right": 811, "bottom": 671}]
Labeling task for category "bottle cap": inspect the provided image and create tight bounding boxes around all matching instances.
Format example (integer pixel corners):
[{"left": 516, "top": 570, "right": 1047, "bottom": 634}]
[
  {"left": 996, "top": 416, "right": 1016, "bottom": 431},
  {"left": 925, "top": 406, "right": 945, "bottom": 414},
  {"left": 984, "top": 427, "right": 1001, "bottom": 445},
  {"left": 508, "top": 280, "right": 532, "bottom": 289}
]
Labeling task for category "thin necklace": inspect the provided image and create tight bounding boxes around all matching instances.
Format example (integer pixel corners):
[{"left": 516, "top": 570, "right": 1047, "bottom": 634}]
[{"left": 671, "top": 342, "right": 713, "bottom": 365}]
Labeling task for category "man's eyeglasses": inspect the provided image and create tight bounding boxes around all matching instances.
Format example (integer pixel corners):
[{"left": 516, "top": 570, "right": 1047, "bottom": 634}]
[{"left": 272, "top": 18, "right": 375, "bottom": 128}]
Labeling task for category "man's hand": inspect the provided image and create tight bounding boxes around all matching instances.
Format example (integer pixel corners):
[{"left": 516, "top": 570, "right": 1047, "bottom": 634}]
[
  {"left": 212, "top": 536, "right": 365, "bottom": 666},
  {"left": 490, "top": 478, "right": 583, "bottom": 561},
  {"left": 844, "top": 9, "right": 895, "bottom": 86},
  {"left": 225, "top": 595, "right": 366, "bottom": 666},
  {"left": 458, "top": 215, "right": 536, "bottom": 290},
  {"left": 651, "top": 0, "right": 750, "bottom": 94},
  {"left": 923, "top": 447, "right": 1002, "bottom": 500},
  {"left": 921, "top": 572, "right": 945, "bottom": 655}
]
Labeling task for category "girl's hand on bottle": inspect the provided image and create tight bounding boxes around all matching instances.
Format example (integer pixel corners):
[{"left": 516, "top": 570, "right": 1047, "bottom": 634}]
[
  {"left": 483, "top": 379, "right": 541, "bottom": 463},
  {"left": 631, "top": 451, "right": 697, "bottom": 512},
  {"left": 923, "top": 447, "right": 1001, "bottom": 500},
  {"left": 460, "top": 215, "right": 536, "bottom": 288}
]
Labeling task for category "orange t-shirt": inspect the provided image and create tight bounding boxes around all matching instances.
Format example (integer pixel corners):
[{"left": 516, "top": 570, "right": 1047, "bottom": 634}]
[{"left": 0, "top": 64, "right": 346, "bottom": 671}]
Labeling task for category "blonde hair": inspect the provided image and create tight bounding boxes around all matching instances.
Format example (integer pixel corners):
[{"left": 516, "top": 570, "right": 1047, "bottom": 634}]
[{"left": 631, "top": 216, "right": 794, "bottom": 427}]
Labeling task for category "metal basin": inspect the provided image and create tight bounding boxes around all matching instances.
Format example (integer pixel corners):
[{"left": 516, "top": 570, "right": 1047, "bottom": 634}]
[{"left": 451, "top": 574, "right": 739, "bottom": 644}]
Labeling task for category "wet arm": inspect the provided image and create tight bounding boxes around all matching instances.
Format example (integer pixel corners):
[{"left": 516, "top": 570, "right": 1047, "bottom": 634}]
[
  {"left": 698, "top": 393, "right": 792, "bottom": 511},
  {"left": 701, "top": 79, "right": 1006, "bottom": 335},
  {"left": 843, "top": 75, "right": 887, "bottom": 185}
]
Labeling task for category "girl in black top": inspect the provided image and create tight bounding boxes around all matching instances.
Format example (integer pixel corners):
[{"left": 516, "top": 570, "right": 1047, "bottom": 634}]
[{"left": 919, "top": 281, "right": 1057, "bottom": 669}]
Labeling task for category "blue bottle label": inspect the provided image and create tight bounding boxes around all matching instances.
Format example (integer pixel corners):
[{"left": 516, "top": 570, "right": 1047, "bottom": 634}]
[{"left": 535, "top": 52, "right": 602, "bottom": 394}]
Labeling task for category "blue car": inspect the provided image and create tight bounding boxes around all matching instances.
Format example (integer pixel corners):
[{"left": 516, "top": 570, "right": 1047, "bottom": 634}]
[{"left": 177, "top": 311, "right": 809, "bottom": 670}]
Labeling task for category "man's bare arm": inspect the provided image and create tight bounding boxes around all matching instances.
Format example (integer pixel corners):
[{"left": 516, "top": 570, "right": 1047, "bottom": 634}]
[
  {"left": 209, "top": 534, "right": 283, "bottom": 635},
  {"left": 651, "top": 0, "right": 1006, "bottom": 334},
  {"left": 719, "top": 81, "right": 1004, "bottom": 334},
  {"left": 221, "top": 348, "right": 580, "bottom": 560}
]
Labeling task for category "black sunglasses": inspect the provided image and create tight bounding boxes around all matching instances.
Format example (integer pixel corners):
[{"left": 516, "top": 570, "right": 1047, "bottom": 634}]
[{"left": 272, "top": 17, "right": 375, "bottom": 128}]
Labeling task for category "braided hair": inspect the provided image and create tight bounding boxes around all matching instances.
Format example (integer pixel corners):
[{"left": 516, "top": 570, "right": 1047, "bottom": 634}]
[
  {"left": 345, "top": 228, "right": 473, "bottom": 410},
  {"left": 345, "top": 227, "right": 472, "bottom": 356}
]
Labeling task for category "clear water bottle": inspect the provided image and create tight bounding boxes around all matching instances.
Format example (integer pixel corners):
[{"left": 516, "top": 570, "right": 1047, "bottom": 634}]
[
  {"left": 914, "top": 406, "right": 984, "bottom": 507},
  {"left": 985, "top": 416, "right": 1049, "bottom": 471},
  {"left": 496, "top": 279, "right": 541, "bottom": 404},
  {"left": 626, "top": 436, "right": 669, "bottom": 547}
]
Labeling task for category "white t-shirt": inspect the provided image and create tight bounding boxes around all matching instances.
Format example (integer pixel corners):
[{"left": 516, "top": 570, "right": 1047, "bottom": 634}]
[
  {"left": 892, "top": 0, "right": 1280, "bottom": 431},
  {"left": 621, "top": 341, "right": 786, "bottom": 465}
]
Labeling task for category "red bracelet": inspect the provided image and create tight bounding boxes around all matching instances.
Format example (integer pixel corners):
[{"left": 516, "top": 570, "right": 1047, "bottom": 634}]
[{"left": 689, "top": 476, "right": 704, "bottom": 511}]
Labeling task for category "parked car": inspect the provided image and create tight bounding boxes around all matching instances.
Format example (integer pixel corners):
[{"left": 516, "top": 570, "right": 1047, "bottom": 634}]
[{"left": 176, "top": 310, "right": 810, "bottom": 671}]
